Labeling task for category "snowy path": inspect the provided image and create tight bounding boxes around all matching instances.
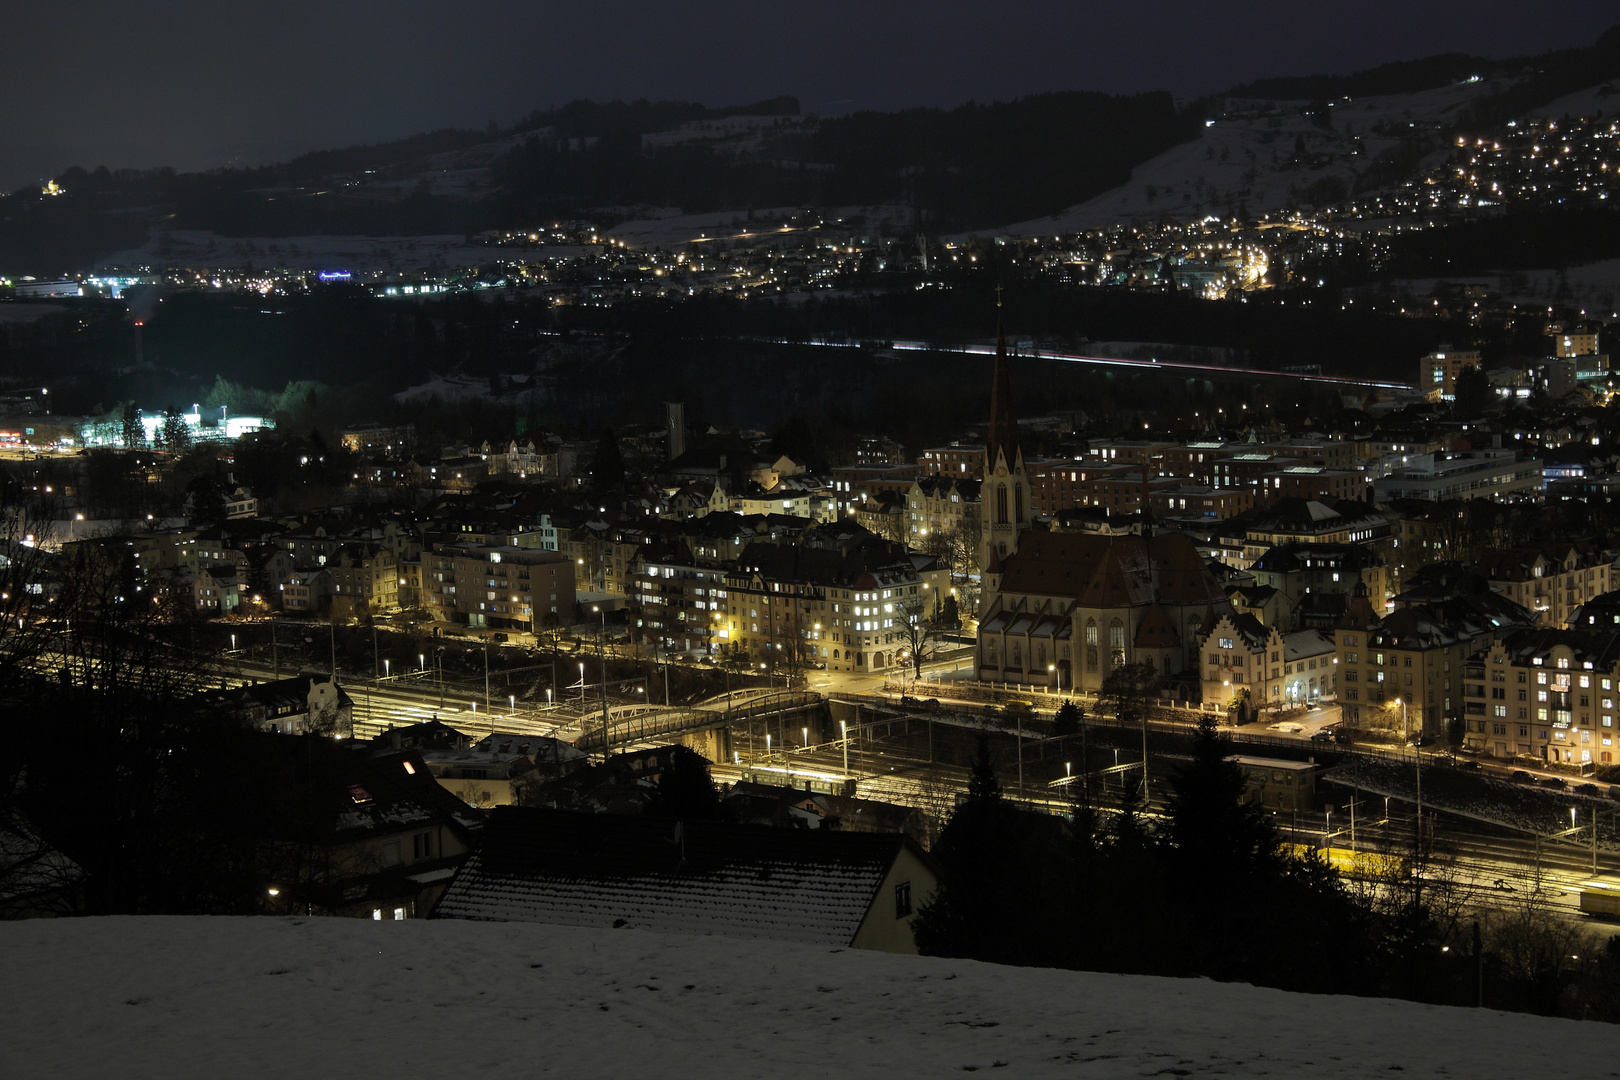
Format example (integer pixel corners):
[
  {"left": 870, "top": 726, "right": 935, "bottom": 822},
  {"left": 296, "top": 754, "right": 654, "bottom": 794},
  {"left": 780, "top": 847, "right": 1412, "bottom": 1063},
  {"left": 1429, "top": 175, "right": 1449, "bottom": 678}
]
[{"left": 3, "top": 917, "right": 1616, "bottom": 1078}]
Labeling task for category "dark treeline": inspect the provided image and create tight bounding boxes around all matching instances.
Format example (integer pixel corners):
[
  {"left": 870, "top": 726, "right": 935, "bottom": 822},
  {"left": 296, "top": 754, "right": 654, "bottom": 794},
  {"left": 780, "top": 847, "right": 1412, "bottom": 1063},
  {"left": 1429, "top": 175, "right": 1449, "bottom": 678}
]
[
  {"left": 918, "top": 703, "right": 1620, "bottom": 1020},
  {"left": 1223, "top": 23, "right": 1620, "bottom": 134},
  {"left": 493, "top": 91, "right": 1197, "bottom": 230},
  {"left": 1, "top": 92, "right": 1199, "bottom": 271},
  {"left": 1382, "top": 206, "right": 1620, "bottom": 277}
]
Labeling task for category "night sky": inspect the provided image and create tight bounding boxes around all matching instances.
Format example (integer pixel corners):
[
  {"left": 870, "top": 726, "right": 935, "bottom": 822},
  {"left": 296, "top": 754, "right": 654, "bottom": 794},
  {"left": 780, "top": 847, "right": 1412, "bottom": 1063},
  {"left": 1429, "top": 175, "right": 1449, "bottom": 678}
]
[{"left": 2, "top": 0, "right": 1614, "bottom": 191}]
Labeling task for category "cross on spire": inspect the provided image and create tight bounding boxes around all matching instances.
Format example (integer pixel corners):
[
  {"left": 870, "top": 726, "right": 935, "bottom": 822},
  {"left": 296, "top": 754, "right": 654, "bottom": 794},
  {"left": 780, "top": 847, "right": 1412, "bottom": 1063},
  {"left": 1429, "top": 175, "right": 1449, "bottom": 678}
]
[{"left": 995, "top": 284, "right": 1003, "bottom": 308}]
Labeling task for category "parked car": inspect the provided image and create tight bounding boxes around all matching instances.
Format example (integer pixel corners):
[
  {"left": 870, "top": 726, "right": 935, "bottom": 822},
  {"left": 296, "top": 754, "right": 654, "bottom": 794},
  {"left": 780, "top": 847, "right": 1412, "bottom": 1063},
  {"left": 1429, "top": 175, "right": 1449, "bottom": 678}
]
[
  {"left": 1540, "top": 776, "right": 1568, "bottom": 789},
  {"left": 1457, "top": 760, "right": 1481, "bottom": 771},
  {"left": 1575, "top": 783, "right": 1602, "bottom": 797},
  {"left": 1510, "top": 770, "right": 1535, "bottom": 784}
]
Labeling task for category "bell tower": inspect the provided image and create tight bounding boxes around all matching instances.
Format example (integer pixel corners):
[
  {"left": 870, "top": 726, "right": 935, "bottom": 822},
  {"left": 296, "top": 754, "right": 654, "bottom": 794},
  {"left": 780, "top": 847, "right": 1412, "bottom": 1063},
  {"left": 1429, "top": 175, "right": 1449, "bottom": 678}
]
[{"left": 980, "top": 289, "right": 1032, "bottom": 578}]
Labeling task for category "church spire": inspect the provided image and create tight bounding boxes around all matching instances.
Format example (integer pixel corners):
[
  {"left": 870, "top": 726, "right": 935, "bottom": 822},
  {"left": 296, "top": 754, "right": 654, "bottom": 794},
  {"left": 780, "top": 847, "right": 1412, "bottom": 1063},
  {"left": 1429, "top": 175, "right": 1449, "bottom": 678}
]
[{"left": 987, "top": 288, "right": 1020, "bottom": 470}]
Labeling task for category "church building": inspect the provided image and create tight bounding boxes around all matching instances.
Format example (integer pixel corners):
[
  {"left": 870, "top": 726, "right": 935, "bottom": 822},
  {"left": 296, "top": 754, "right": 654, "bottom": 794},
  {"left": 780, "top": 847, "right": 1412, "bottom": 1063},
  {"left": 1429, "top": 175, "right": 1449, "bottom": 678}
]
[{"left": 973, "top": 301, "right": 1231, "bottom": 695}]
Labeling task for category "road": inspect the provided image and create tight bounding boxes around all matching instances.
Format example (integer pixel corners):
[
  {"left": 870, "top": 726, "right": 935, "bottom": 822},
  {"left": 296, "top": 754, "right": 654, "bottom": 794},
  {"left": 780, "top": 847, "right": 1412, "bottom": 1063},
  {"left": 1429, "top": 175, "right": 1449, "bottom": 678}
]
[{"left": 765, "top": 336, "right": 1414, "bottom": 391}]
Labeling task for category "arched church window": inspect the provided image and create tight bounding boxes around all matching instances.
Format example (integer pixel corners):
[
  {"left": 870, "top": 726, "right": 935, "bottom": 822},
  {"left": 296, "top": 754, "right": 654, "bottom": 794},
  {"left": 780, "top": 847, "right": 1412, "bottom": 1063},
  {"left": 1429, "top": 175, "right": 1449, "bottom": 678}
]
[
  {"left": 996, "top": 484, "right": 1008, "bottom": 525},
  {"left": 1011, "top": 641, "right": 1022, "bottom": 670}
]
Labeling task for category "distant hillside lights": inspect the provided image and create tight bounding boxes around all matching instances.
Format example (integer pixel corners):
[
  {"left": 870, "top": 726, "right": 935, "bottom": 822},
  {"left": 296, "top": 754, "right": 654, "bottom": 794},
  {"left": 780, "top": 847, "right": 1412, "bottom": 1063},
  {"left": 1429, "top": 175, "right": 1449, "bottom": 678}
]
[{"left": 78, "top": 405, "right": 274, "bottom": 449}]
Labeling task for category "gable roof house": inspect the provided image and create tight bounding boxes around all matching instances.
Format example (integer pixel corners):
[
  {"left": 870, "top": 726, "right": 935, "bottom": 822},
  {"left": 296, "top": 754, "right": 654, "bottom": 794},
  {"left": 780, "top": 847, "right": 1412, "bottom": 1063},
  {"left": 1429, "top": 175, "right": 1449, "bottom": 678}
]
[
  {"left": 1199, "top": 611, "right": 1285, "bottom": 711},
  {"left": 253, "top": 737, "right": 484, "bottom": 920},
  {"left": 431, "top": 806, "right": 937, "bottom": 954},
  {"left": 200, "top": 674, "right": 354, "bottom": 736}
]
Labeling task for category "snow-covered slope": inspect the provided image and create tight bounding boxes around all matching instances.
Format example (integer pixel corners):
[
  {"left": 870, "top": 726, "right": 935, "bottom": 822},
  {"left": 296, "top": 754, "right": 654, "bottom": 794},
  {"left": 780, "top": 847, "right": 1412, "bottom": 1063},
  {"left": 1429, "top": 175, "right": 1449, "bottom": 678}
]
[
  {"left": 991, "top": 78, "right": 1524, "bottom": 235},
  {"left": 2, "top": 916, "right": 1613, "bottom": 1079}
]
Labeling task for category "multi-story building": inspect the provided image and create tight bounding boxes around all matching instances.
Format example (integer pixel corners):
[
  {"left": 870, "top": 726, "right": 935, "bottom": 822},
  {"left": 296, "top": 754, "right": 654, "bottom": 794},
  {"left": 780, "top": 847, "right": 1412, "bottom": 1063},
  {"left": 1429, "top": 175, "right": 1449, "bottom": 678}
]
[
  {"left": 425, "top": 544, "right": 575, "bottom": 632},
  {"left": 1372, "top": 450, "right": 1542, "bottom": 504},
  {"left": 1161, "top": 442, "right": 1237, "bottom": 486},
  {"left": 1549, "top": 324, "right": 1600, "bottom": 359},
  {"left": 1257, "top": 467, "right": 1368, "bottom": 505},
  {"left": 1335, "top": 589, "right": 1530, "bottom": 740},
  {"left": 1479, "top": 542, "right": 1614, "bottom": 629},
  {"left": 1150, "top": 485, "right": 1254, "bottom": 520},
  {"left": 718, "top": 539, "right": 929, "bottom": 674},
  {"left": 917, "top": 444, "right": 985, "bottom": 479},
  {"left": 1248, "top": 542, "right": 1389, "bottom": 627},
  {"left": 1418, "top": 347, "right": 1482, "bottom": 398},
  {"left": 326, "top": 544, "right": 400, "bottom": 618},
  {"left": 629, "top": 543, "right": 730, "bottom": 655},
  {"left": 905, "top": 477, "right": 981, "bottom": 545},
  {"left": 830, "top": 464, "right": 922, "bottom": 519},
  {"left": 1199, "top": 611, "right": 1285, "bottom": 710},
  {"left": 1085, "top": 439, "right": 1175, "bottom": 466},
  {"left": 340, "top": 423, "right": 417, "bottom": 457},
  {"left": 1462, "top": 629, "right": 1620, "bottom": 766},
  {"left": 1027, "top": 460, "right": 1176, "bottom": 515}
]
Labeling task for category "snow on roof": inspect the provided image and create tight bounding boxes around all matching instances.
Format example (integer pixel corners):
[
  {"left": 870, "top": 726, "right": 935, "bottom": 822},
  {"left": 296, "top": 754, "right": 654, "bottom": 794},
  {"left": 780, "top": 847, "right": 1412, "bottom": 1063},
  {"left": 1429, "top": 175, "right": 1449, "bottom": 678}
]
[
  {"left": 433, "top": 807, "right": 907, "bottom": 948},
  {"left": 3, "top": 916, "right": 1614, "bottom": 1079}
]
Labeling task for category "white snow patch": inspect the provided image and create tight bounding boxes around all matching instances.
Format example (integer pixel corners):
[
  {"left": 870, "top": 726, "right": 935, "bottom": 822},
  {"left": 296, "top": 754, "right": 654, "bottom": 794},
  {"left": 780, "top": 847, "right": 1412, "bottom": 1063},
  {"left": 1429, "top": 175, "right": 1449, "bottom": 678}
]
[
  {"left": 1, "top": 916, "right": 1613, "bottom": 1078},
  {"left": 984, "top": 78, "right": 1518, "bottom": 236},
  {"left": 1526, "top": 82, "right": 1620, "bottom": 120}
]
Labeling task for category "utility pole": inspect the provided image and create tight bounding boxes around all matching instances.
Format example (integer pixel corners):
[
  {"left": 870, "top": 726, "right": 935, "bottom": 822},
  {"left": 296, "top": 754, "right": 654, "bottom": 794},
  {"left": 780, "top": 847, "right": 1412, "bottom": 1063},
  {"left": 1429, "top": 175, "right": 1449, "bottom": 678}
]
[
  {"left": 372, "top": 623, "right": 379, "bottom": 680},
  {"left": 330, "top": 620, "right": 337, "bottom": 683},
  {"left": 1140, "top": 707, "right": 1150, "bottom": 805},
  {"left": 595, "top": 606, "right": 610, "bottom": 762},
  {"left": 484, "top": 641, "right": 491, "bottom": 716},
  {"left": 272, "top": 622, "right": 280, "bottom": 679}
]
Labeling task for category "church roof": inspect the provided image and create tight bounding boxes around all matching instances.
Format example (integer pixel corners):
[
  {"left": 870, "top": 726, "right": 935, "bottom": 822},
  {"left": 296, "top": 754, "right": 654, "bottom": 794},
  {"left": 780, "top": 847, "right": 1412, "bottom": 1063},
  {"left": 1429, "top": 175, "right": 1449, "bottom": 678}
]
[
  {"left": 996, "top": 530, "right": 1226, "bottom": 608},
  {"left": 1133, "top": 604, "right": 1180, "bottom": 648}
]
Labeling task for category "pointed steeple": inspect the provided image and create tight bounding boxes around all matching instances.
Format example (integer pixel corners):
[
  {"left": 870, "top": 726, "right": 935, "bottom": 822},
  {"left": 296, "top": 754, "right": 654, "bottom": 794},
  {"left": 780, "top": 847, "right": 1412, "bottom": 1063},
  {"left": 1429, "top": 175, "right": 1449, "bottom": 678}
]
[{"left": 987, "top": 289, "right": 1020, "bottom": 470}]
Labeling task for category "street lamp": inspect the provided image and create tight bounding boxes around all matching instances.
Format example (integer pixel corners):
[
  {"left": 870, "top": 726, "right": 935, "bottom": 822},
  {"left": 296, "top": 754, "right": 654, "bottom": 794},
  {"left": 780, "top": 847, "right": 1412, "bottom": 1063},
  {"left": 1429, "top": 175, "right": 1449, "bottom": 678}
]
[{"left": 840, "top": 719, "right": 849, "bottom": 779}]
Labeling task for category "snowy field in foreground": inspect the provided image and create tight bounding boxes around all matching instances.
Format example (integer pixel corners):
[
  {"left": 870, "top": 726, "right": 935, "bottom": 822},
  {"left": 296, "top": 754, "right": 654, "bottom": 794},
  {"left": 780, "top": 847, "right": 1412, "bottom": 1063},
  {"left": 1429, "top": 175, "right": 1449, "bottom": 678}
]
[{"left": 3, "top": 917, "right": 1616, "bottom": 1079}]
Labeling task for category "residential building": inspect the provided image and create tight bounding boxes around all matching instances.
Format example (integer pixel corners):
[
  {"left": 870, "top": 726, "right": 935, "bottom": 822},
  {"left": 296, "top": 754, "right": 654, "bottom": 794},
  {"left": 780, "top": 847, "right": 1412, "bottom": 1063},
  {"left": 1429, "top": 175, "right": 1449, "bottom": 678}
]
[
  {"left": 905, "top": 477, "right": 981, "bottom": 546},
  {"left": 1334, "top": 589, "right": 1530, "bottom": 740},
  {"left": 1151, "top": 485, "right": 1254, "bottom": 520},
  {"left": 1199, "top": 611, "right": 1285, "bottom": 710},
  {"left": 1462, "top": 628, "right": 1620, "bottom": 766},
  {"left": 199, "top": 674, "right": 354, "bottom": 735},
  {"left": 425, "top": 544, "right": 575, "bottom": 632},
  {"left": 1478, "top": 542, "right": 1614, "bottom": 629},
  {"left": 1248, "top": 542, "right": 1389, "bottom": 628},
  {"left": 1419, "top": 347, "right": 1482, "bottom": 398},
  {"left": 720, "top": 539, "right": 928, "bottom": 674},
  {"left": 917, "top": 443, "right": 985, "bottom": 479}
]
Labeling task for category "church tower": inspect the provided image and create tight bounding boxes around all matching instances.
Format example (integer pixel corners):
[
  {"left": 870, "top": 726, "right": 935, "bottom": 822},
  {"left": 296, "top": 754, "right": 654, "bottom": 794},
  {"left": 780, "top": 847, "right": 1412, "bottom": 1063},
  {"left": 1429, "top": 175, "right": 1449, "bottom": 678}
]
[{"left": 980, "top": 292, "right": 1032, "bottom": 578}]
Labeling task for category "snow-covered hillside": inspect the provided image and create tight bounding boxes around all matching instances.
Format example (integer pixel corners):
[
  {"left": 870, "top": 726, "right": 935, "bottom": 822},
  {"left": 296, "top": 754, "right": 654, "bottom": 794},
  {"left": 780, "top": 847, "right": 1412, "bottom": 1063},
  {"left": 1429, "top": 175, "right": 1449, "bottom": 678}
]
[
  {"left": 992, "top": 78, "right": 1553, "bottom": 236},
  {"left": 3, "top": 916, "right": 1614, "bottom": 1079}
]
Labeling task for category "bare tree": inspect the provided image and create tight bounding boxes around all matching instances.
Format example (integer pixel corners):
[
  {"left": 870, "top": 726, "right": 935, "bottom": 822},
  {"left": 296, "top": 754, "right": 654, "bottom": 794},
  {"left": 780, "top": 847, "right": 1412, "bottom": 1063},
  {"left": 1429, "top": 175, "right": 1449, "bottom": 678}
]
[{"left": 895, "top": 597, "right": 937, "bottom": 682}]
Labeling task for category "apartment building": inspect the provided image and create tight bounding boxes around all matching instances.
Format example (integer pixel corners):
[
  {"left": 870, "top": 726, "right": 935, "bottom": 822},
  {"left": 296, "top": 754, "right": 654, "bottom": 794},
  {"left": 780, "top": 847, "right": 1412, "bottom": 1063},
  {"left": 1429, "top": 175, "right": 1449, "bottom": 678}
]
[
  {"left": 425, "top": 544, "right": 575, "bottom": 632},
  {"left": 1462, "top": 629, "right": 1620, "bottom": 766}
]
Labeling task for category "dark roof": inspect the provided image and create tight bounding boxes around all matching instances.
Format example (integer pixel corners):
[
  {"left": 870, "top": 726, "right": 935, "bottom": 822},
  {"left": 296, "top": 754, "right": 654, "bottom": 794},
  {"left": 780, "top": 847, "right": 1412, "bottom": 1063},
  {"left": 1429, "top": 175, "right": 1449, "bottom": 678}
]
[
  {"left": 245, "top": 736, "right": 485, "bottom": 842},
  {"left": 997, "top": 530, "right": 1226, "bottom": 607},
  {"left": 431, "top": 806, "right": 918, "bottom": 947}
]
